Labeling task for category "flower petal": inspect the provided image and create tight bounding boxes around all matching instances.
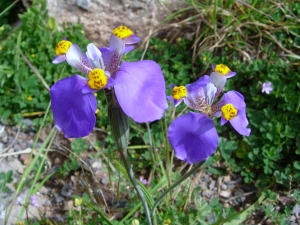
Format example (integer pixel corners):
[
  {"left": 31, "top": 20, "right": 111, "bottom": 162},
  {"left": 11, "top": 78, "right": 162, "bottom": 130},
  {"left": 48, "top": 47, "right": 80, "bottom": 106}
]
[
  {"left": 50, "top": 75, "right": 97, "bottom": 138},
  {"left": 214, "top": 90, "right": 250, "bottom": 136},
  {"left": 124, "top": 35, "right": 140, "bottom": 45},
  {"left": 52, "top": 55, "right": 66, "bottom": 64},
  {"left": 168, "top": 112, "right": 218, "bottom": 164},
  {"left": 114, "top": 60, "right": 168, "bottom": 122},
  {"left": 105, "top": 34, "right": 124, "bottom": 75},
  {"left": 229, "top": 110, "right": 251, "bottom": 136},
  {"left": 66, "top": 44, "right": 93, "bottom": 74},
  {"left": 209, "top": 72, "right": 227, "bottom": 96},
  {"left": 184, "top": 76, "right": 210, "bottom": 111}
]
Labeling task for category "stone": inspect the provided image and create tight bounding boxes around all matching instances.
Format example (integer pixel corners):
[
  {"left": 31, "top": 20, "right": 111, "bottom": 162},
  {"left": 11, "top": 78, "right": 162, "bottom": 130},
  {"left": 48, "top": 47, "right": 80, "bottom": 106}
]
[
  {"left": 46, "top": 0, "right": 185, "bottom": 47},
  {"left": 20, "top": 153, "right": 31, "bottom": 165},
  {"left": 220, "top": 190, "right": 231, "bottom": 198},
  {"left": 209, "top": 180, "right": 216, "bottom": 190}
]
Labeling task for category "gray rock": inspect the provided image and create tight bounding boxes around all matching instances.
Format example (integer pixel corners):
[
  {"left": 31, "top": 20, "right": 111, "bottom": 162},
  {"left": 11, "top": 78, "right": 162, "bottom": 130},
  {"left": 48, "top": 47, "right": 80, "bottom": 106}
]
[
  {"left": 234, "top": 188, "right": 246, "bottom": 203},
  {"left": 61, "top": 184, "right": 74, "bottom": 197},
  {"left": 293, "top": 204, "right": 300, "bottom": 216},
  {"left": 55, "top": 194, "right": 65, "bottom": 203},
  {"left": 209, "top": 180, "right": 216, "bottom": 190}
]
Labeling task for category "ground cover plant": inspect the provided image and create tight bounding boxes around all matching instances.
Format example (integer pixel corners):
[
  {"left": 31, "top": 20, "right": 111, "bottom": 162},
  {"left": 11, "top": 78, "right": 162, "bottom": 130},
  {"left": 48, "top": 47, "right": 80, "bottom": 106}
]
[{"left": 0, "top": 0, "right": 300, "bottom": 224}]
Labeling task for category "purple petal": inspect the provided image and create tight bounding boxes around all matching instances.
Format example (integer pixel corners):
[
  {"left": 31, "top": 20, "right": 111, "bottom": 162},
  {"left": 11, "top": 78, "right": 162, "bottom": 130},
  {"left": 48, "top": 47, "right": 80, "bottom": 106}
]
[
  {"left": 168, "top": 112, "right": 218, "bottom": 164},
  {"left": 183, "top": 75, "right": 210, "bottom": 111},
  {"left": 66, "top": 44, "right": 93, "bottom": 74},
  {"left": 226, "top": 71, "right": 236, "bottom": 78},
  {"left": 86, "top": 43, "right": 102, "bottom": 61},
  {"left": 52, "top": 55, "right": 66, "bottom": 64},
  {"left": 124, "top": 35, "right": 140, "bottom": 45},
  {"left": 105, "top": 34, "right": 124, "bottom": 75},
  {"left": 214, "top": 91, "right": 250, "bottom": 136},
  {"left": 209, "top": 72, "right": 227, "bottom": 97},
  {"left": 167, "top": 96, "right": 183, "bottom": 107},
  {"left": 186, "top": 75, "right": 210, "bottom": 93},
  {"left": 114, "top": 60, "right": 168, "bottom": 122},
  {"left": 229, "top": 110, "right": 251, "bottom": 136},
  {"left": 50, "top": 75, "right": 97, "bottom": 138},
  {"left": 123, "top": 45, "right": 135, "bottom": 54}
]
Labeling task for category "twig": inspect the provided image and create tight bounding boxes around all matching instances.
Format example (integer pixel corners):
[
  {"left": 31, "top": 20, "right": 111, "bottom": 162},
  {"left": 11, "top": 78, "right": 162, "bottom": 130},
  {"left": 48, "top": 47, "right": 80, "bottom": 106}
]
[
  {"left": 219, "top": 191, "right": 256, "bottom": 203},
  {"left": 16, "top": 47, "right": 50, "bottom": 91}
]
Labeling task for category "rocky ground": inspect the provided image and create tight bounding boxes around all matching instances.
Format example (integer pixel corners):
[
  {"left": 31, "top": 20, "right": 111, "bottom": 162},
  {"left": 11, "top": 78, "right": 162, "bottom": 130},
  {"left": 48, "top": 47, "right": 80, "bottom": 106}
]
[
  {"left": 0, "top": 121, "right": 263, "bottom": 224},
  {"left": 1, "top": 121, "right": 300, "bottom": 224}
]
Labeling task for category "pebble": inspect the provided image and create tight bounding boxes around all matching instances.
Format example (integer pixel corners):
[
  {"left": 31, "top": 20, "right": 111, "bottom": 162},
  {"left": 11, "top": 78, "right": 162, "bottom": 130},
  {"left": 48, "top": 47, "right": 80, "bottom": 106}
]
[
  {"left": 234, "top": 188, "right": 246, "bottom": 203},
  {"left": 55, "top": 194, "right": 64, "bottom": 203},
  {"left": 61, "top": 184, "right": 74, "bottom": 197},
  {"left": 209, "top": 180, "right": 216, "bottom": 190},
  {"left": 221, "top": 183, "right": 227, "bottom": 190},
  {"left": 220, "top": 190, "right": 231, "bottom": 198},
  {"left": 223, "top": 176, "right": 231, "bottom": 183}
]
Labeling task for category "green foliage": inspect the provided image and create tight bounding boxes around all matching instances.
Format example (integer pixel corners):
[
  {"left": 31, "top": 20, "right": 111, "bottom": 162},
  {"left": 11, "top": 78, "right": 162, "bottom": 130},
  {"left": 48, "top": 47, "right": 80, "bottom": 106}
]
[
  {"left": 0, "top": 0, "right": 89, "bottom": 123},
  {"left": 0, "top": 170, "right": 13, "bottom": 193}
]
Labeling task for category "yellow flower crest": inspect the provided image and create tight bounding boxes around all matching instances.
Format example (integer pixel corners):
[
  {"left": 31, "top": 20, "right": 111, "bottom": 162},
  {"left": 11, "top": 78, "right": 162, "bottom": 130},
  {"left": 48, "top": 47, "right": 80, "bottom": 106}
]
[
  {"left": 55, "top": 40, "right": 72, "bottom": 56},
  {"left": 172, "top": 86, "right": 187, "bottom": 100},
  {"left": 87, "top": 68, "right": 108, "bottom": 90},
  {"left": 112, "top": 26, "right": 133, "bottom": 39},
  {"left": 215, "top": 64, "right": 231, "bottom": 75},
  {"left": 221, "top": 103, "right": 238, "bottom": 120}
]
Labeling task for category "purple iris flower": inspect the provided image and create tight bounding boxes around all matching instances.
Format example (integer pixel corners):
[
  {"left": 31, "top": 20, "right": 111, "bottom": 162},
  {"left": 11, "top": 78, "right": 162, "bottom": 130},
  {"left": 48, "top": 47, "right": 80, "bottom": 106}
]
[
  {"left": 50, "top": 26, "right": 168, "bottom": 138},
  {"left": 168, "top": 65, "right": 250, "bottom": 164}
]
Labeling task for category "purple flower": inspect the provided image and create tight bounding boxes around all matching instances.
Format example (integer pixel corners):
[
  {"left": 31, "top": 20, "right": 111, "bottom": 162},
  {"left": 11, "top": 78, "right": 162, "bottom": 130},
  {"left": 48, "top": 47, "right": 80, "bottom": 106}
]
[
  {"left": 139, "top": 176, "right": 148, "bottom": 185},
  {"left": 30, "top": 195, "right": 38, "bottom": 207},
  {"left": 262, "top": 82, "right": 273, "bottom": 94},
  {"left": 15, "top": 196, "right": 22, "bottom": 205},
  {"left": 50, "top": 26, "right": 168, "bottom": 138},
  {"left": 168, "top": 65, "right": 250, "bottom": 164}
]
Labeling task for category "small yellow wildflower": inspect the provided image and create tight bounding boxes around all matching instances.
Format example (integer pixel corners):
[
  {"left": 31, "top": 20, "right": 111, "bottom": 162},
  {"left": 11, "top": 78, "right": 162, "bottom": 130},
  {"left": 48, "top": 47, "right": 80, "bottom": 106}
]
[
  {"left": 27, "top": 96, "right": 33, "bottom": 101},
  {"left": 95, "top": 109, "right": 100, "bottom": 114},
  {"left": 31, "top": 54, "right": 35, "bottom": 58},
  {"left": 131, "top": 219, "right": 140, "bottom": 225},
  {"left": 163, "top": 38, "right": 168, "bottom": 42},
  {"left": 176, "top": 37, "right": 182, "bottom": 43},
  {"left": 74, "top": 198, "right": 82, "bottom": 207}
]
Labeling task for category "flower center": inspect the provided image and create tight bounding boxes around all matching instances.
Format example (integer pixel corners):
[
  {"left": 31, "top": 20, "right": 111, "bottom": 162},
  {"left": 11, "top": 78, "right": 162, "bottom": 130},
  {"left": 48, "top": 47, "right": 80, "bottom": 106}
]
[
  {"left": 215, "top": 64, "right": 231, "bottom": 75},
  {"left": 87, "top": 68, "right": 108, "bottom": 90},
  {"left": 172, "top": 86, "right": 187, "bottom": 100},
  {"left": 221, "top": 104, "right": 238, "bottom": 120},
  {"left": 112, "top": 26, "right": 133, "bottom": 39},
  {"left": 55, "top": 40, "right": 72, "bottom": 55}
]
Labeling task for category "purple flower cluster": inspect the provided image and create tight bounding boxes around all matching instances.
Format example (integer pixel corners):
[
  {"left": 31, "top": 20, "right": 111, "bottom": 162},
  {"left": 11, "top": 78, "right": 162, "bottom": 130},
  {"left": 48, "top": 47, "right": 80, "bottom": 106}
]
[
  {"left": 50, "top": 26, "right": 168, "bottom": 138},
  {"left": 167, "top": 64, "right": 251, "bottom": 164}
]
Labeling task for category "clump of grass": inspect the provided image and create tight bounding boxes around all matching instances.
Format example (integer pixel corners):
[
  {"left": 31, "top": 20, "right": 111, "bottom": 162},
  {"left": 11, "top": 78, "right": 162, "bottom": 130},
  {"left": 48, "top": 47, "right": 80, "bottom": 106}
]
[{"left": 152, "top": 0, "right": 300, "bottom": 63}]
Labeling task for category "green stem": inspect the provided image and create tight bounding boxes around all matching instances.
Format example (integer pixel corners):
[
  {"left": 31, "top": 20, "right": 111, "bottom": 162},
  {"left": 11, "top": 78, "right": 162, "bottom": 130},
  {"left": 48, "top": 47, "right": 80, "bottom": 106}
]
[
  {"left": 106, "top": 90, "right": 152, "bottom": 225},
  {"left": 119, "top": 149, "right": 152, "bottom": 225},
  {"left": 151, "top": 161, "right": 205, "bottom": 218}
]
